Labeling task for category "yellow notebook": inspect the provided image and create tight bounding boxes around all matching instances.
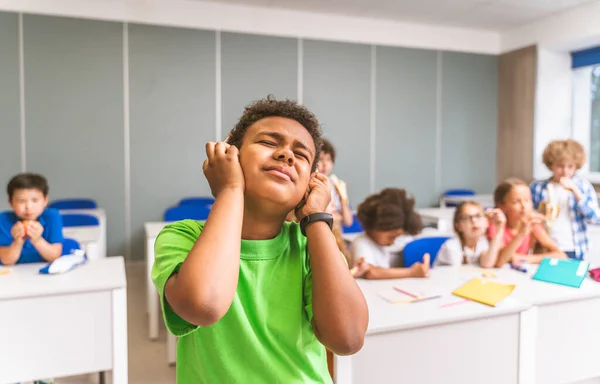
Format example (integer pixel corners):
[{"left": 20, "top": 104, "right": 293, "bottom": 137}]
[{"left": 452, "top": 278, "right": 515, "bottom": 307}]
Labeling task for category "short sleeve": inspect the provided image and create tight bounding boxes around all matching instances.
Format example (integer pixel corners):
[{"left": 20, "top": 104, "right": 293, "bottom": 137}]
[
  {"left": 44, "top": 209, "right": 64, "bottom": 244},
  {"left": 0, "top": 212, "right": 14, "bottom": 247},
  {"left": 435, "top": 238, "right": 461, "bottom": 266},
  {"left": 350, "top": 235, "right": 377, "bottom": 266},
  {"left": 151, "top": 220, "right": 203, "bottom": 337}
]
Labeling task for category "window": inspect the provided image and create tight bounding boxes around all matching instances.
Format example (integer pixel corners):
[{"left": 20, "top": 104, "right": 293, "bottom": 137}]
[{"left": 572, "top": 64, "right": 600, "bottom": 181}]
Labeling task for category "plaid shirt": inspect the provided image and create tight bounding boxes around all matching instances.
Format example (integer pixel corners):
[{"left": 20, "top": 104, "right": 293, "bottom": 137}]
[{"left": 530, "top": 176, "right": 600, "bottom": 260}]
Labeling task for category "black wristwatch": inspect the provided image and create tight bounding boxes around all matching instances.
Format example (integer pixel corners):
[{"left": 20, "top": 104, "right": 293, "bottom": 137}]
[{"left": 299, "top": 212, "right": 334, "bottom": 236}]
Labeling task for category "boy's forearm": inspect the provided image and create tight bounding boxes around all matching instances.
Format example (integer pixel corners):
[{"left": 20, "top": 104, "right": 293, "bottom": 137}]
[
  {"left": 31, "top": 238, "right": 62, "bottom": 262},
  {"left": 0, "top": 241, "right": 24, "bottom": 265},
  {"left": 340, "top": 202, "right": 353, "bottom": 227},
  {"left": 364, "top": 266, "right": 413, "bottom": 279},
  {"left": 307, "top": 222, "right": 368, "bottom": 356},
  {"left": 168, "top": 188, "right": 244, "bottom": 326}
]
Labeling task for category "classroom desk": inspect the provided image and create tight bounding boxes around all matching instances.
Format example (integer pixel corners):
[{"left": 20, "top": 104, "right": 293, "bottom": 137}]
[
  {"left": 417, "top": 207, "right": 455, "bottom": 232},
  {"left": 0, "top": 257, "right": 128, "bottom": 384},
  {"left": 335, "top": 272, "right": 534, "bottom": 384},
  {"left": 489, "top": 266, "right": 600, "bottom": 384},
  {"left": 63, "top": 225, "right": 102, "bottom": 260},
  {"left": 440, "top": 194, "right": 494, "bottom": 208},
  {"left": 60, "top": 208, "right": 107, "bottom": 258},
  {"left": 421, "top": 266, "right": 600, "bottom": 384}
]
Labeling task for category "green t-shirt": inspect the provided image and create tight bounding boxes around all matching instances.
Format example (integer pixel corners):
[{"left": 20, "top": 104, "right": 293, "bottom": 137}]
[{"left": 152, "top": 220, "right": 331, "bottom": 384}]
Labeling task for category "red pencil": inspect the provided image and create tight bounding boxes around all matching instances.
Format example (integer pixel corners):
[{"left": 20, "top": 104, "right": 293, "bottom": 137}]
[{"left": 393, "top": 286, "right": 419, "bottom": 298}]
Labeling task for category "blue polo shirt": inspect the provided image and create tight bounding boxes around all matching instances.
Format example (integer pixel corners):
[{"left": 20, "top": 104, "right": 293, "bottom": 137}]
[{"left": 0, "top": 208, "right": 64, "bottom": 264}]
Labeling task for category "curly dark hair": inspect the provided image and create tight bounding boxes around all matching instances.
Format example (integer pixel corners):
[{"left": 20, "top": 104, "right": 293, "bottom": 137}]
[
  {"left": 357, "top": 188, "right": 423, "bottom": 235},
  {"left": 7, "top": 173, "right": 49, "bottom": 199},
  {"left": 226, "top": 96, "right": 322, "bottom": 171}
]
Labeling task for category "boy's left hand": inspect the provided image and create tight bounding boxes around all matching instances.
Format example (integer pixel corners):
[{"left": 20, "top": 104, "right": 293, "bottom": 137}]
[
  {"left": 296, "top": 172, "right": 331, "bottom": 219},
  {"left": 26, "top": 221, "right": 44, "bottom": 243},
  {"left": 559, "top": 177, "right": 578, "bottom": 193}
]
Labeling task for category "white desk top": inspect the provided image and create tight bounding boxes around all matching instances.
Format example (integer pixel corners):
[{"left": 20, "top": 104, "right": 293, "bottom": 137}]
[
  {"left": 357, "top": 269, "right": 531, "bottom": 335},
  {"left": 63, "top": 225, "right": 101, "bottom": 243},
  {"left": 417, "top": 207, "right": 456, "bottom": 221},
  {"left": 425, "top": 266, "right": 600, "bottom": 307},
  {"left": 0, "top": 256, "right": 126, "bottom": 300},
  {"left": 145, "top": 221, "right": 170, "bottom": 238},
  {"left": 59, "top": 208, "right": 106, "bottom": 218}
]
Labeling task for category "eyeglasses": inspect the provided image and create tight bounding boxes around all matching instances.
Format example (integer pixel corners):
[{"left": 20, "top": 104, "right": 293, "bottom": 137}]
[{"left": 458, "top": 213, "right": 485, "bottom": 223}]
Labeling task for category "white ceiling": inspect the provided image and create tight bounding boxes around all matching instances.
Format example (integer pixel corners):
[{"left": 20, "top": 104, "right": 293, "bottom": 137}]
[{"left": 196, "top": 0, "right": 595, "bottom": 31}]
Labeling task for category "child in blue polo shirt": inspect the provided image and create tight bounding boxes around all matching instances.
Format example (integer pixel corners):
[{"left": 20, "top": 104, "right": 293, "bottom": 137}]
[{"left": 0, "top": 173, "right": 63, "bottom": 265}]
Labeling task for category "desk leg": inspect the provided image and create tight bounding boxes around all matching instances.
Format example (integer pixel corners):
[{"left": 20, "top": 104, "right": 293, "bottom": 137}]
[
  {"left": 167, "top": 334, "right": 177, "bottom": 365},
  {"left": 99, "top": 372, "right": 106, "bottom": 384},
  {"left": 334, "top": 354, "right": 352, "bottom": 384},
  {"left": 147, "top": 236, "right": 159, "bottom": 340},
  {"left": 112, "top": 287, "right": 129, "bottom": 384},
  {"left": 518, "top": 306, "right": 538, "bottom": 384}
]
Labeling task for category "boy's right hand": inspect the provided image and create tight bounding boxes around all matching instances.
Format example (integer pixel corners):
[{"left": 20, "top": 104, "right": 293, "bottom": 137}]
[
  {"left": 202, "top": 142, "right": 244, "bottom": 197},
  {"left": 11, "top": 222, "right": 26, "bottom": 243}
]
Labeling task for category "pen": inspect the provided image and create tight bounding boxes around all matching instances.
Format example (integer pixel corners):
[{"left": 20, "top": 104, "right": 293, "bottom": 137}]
[
  {"left": 510, "top": 263, "right": 528, "bottom": 273},
  {"left": 393, "top": 286, "right": 419, "bottom": 298}
]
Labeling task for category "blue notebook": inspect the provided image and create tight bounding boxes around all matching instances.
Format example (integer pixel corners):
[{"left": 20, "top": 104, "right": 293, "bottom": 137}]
[{"left": 532, "top": 258, "right": 589, "bottom": 288}]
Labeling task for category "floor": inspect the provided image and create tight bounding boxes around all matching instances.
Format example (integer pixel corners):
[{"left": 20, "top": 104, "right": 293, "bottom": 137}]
[{"left": 55, "top": 262, "right": 176, "bottom": 384}]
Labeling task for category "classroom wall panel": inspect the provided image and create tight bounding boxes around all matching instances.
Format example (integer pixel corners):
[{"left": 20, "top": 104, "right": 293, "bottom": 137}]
[
  {"left": 375, "top": 46, "right": 438, "bottom": 208},
  {"left": 0, "top": 12, "right": 21, "bottom": 211},
  {"left": 303, "top": 40, "right": 371, "bottom": 207},
  {"left": 23, "top": 15, "right": 126, "bottom": 256},
  {"left": 441, "top": 52, "right": 498, "bottom": 195},
  {"left": 129, "top": 24, "right": 216, "bottom": 260},
  {"left": 221, "top": 33, "right": 297, "bottom": 136}
]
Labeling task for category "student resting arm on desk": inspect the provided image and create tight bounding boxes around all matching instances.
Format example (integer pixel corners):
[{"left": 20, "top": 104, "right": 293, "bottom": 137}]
[
  {"left": 350, "top": 188, "right": 429, "bottom": 279},
  {"left": 490, "top": 178, "right": 566, "bottom": 267}
]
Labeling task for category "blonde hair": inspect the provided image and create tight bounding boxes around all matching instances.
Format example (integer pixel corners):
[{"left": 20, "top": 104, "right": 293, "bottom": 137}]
[
  {"left": 494, "top": 178, "right": 528, "bottom": 206},
  {"left": 542, "top": 139, "right": 586, "bottom": 170},
  {"left": 453, "top": 201, "right": 484, "bottom": 246}
]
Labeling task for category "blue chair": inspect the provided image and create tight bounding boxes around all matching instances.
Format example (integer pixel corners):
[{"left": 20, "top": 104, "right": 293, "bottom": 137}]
[
  {"left": 178, "top": 197, "right": 215, "bottom": 207},
  {"left": 164, "top": 205, "right": 211, "bottom": 222},
  {"left": 61, "top": 214, "right": 100, "bottom": 227},
  {"left": 342, "top": 213, "right": 363, "bottom": 234},
  {"left": 49, "top": 198, "right": 97, "bottom": 210},
  {"left": 62, "top": 237, "right": 82, "bottom": 255},
  {"left": 402, "top": 236, "right": 450, "bottom": 267},
  {"left": 442, "top": 189, "right": 476, "bottom": 207}
]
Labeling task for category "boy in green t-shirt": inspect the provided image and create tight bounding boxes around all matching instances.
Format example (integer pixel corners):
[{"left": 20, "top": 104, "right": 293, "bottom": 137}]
[{"left": 152, "top": 96, "right": 368, "bottom": 383}]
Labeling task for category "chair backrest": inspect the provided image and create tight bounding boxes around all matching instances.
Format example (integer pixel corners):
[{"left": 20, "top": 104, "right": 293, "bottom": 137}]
[
  {"left": 49, "top": 198, "right": 97, "bottom": 210},
  {"left": 403, "top": 236, "right": 450, "bottom": 267},
  {"left": 62, "top": 237, "right": 81, "bottom": 255},
  {"left": 443, "top": 189, "right": 476, "bottom": 197},
  {"left": 61, "top": 213, "right": 100, "bottom": 227},
  {"left": 164, "top": 205, "right": 211, "bottom": 222},
  {"left": 342, "top": 213, "right": 363, "bottom": 234},
  {"left": 178, "top": 197, "right": 215, "bottom": 207}
]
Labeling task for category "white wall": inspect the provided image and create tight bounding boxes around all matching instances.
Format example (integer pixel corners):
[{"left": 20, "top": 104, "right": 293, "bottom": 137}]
[
  {"left": 502, "top": 0, "right": 600, "bottom": 53},
  {"left": 533, "top": 48, "right": 573, "bottom": 179},
  {"left": 0, "top": 0, "right": 501, "bottom": 55}
]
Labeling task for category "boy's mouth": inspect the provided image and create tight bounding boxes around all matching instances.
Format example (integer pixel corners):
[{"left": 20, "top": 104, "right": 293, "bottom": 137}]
[{"left": 264, "top": 166, "right": 293, "bottom": 182}]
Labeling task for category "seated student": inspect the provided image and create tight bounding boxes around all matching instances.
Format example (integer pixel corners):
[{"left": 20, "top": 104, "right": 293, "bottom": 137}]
[
  {"left": 317, "top": 139, "right": 353, "bottom": 230},
  {"left": 0, "top": 173, "right": 63, "bottom": 266},
  {"left": 530, "top": 139, "right": 600, "bottom": 260},
  {"left": 350, "top": 188, "right": 429, "bottom": 279},
  {"left": 490, "top": 178, "right": 566, "bottom": 267},
  {"left": 152, "top": 97, "right": 368, "bottom": 383},
  {"left": 435, "top": 201, "right": 505, "bottom": 268}
]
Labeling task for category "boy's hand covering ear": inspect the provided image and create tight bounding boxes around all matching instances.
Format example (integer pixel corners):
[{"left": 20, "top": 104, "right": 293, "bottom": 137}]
[
  {"left": 296, "top": 172, "right": 331, "bottom": 219},
  {"left": 203, "top": 142, "right": 245, "bottom": 197}
]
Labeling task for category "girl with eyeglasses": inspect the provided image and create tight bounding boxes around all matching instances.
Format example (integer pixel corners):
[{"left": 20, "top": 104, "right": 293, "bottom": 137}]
[{"left": 435, "top": 201, "right": 506, "bottom": 267}]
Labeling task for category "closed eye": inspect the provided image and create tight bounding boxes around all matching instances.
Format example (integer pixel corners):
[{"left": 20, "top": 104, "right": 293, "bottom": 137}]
[
  {"left": 260, "top": 141, "right": 277, "bottom": 147},
  {"left": 295, "top": 151, "right": 309, "bottom": 160}
]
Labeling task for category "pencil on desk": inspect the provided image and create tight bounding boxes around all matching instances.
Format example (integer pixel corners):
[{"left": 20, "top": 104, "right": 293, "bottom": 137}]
[{"left": 393, "top": 286, "right": 419, "bottom": 298}]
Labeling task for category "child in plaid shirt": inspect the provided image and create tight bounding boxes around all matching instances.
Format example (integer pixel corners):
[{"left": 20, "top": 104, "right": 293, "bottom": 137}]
[{"left": 530, "top": 139, "right": 600, "bottom": 260}]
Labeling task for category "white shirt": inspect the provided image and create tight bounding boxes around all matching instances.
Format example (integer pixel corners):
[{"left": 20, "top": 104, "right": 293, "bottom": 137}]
[
  {"left": 434, "top": 237, "right": 489, "bottom": 267},
  {"left": 351, "top": 233, "right": 399, "bottom": 268},
  {"left": 546, "top": 182, "right": 576, "bottom": 251}
]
